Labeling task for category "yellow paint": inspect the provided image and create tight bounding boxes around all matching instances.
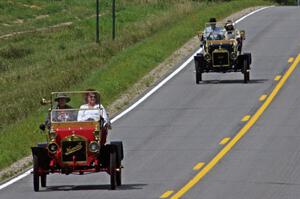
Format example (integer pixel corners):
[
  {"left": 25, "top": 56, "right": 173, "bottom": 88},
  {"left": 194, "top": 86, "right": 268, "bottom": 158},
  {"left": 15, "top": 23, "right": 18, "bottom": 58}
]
[
  {"left": 160, "top": 190, "right": 174, "bottom": 199},
  {"left": 259, "top": 94, "right": 268, "bottom": 101},
  {"left": 241, "top": 115, "right": 251, "bottom": 122},
  {"left": 170, "top": 54, "right": 300, "bottom": 199},
  {"left": 274, "top": 75, "right": 282, "bottom": 81},
  {"left": 219, "top": 137, "right": 231, "bottom": 145},
  {"left": 288, "top": 57, "right": 294, "bottom": 63},
  {"left": 193, "top": 162, "right": 205, "bottom": 171}
]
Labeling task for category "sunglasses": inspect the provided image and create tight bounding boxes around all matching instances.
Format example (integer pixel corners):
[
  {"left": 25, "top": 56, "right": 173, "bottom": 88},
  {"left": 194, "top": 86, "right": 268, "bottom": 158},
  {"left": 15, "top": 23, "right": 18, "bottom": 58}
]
[{"left": 88, "top": 95, "right": 96, "bottom": 98}]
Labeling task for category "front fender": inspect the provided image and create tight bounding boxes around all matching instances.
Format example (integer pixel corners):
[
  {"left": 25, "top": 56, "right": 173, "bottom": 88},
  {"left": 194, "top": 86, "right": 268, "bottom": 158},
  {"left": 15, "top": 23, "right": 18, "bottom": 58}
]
[{"left": 31, "top": 147, "right": 50, "bottom": 169}]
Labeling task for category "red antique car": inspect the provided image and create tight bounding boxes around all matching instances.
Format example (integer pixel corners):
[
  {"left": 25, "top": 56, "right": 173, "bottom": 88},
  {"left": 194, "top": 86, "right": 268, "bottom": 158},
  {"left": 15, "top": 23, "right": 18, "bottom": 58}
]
[{"left": 31, "top": 91, "right": 123, "bottom": 191}]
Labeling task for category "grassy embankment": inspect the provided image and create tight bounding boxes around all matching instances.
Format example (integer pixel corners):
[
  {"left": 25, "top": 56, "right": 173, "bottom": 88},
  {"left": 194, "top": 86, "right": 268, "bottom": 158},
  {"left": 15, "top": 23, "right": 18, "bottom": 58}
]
[
  {"left": 0, "top": 0, "right": 273, "bottom": 172},
  {"left": 0, "top": 0, "right": 106, "bottom": 35}
]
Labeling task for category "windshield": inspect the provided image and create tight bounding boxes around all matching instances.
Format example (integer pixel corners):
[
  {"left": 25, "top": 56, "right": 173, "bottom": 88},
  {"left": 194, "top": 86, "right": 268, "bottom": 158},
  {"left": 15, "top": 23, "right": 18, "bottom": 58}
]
[
  {"left": 50, "top": 91, "right": 102, "bottom": 123},
  {"left": 203, "top": 22, "right": 226, "bottom": 40}
]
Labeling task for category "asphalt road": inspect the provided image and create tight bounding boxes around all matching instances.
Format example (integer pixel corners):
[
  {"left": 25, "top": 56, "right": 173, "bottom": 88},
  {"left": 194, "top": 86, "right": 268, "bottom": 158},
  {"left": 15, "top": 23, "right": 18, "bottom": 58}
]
[{"left": 1, "top": 6, "right": 300, "bottom": 199}]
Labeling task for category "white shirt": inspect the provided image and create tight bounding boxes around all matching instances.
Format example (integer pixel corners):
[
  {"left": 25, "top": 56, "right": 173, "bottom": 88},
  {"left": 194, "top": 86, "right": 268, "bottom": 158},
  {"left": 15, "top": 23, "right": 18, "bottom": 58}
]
[
  {"left": 77, "top": 104, "right": 109, "bottom": 124},
  {"left": 225, "top": 30, "right": 240, "bottom": 40}
]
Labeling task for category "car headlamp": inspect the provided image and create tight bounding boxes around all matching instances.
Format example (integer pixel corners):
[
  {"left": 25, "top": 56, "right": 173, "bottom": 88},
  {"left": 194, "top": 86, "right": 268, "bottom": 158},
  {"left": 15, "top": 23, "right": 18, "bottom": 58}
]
[
  {"left": 204, "top": 53, "right": 211, "bottom": 60},
  {"left": 48, "top": 142, "right": 58, "bottom": 154},
  {"left": 89, "top": 141, "right": 100, "bottom": 153},
  {"left": 231, "top": 52, "right": 237, "bottom": 59}
]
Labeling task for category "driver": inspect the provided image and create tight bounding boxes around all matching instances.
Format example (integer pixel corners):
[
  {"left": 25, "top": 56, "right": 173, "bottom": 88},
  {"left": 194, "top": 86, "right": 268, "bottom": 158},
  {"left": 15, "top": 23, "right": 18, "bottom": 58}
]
[
  {"left": 77, "top": 90, "right": 110, "bottom": 128},
  {"left": 203, "top": 17, "right": 225, "bottom": 40},
  {"left": 42, "top": 93, "right": 74, "bottom": 130},
  {"left": 51, "top": 93, "right": 76, "bottom": 122}
]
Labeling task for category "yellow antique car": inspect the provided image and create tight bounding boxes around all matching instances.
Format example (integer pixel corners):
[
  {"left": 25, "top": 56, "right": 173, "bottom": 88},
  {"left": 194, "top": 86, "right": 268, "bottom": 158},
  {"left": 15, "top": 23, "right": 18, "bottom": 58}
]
[{"left": 194, "top": 22, "right": 251, "bottom": 83}]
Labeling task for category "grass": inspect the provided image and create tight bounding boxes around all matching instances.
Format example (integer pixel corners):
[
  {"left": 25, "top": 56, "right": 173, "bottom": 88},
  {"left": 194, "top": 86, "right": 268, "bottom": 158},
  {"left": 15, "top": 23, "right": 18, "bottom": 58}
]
[
  {"left": 0, "top": 0, "right": 101, "bottom": 35},
  {"left": 0, "top": 0, "right": 200, "bottom": 127},
  {"left": 0, "top": 0, "right": 274, "bottom": 171}
]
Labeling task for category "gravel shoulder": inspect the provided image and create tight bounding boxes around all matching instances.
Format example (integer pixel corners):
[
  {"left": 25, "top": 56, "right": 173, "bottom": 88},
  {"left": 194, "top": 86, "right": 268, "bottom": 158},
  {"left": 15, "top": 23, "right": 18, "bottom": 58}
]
[{"left": 0, "top": 6, "right": 265, "bottom": 184}]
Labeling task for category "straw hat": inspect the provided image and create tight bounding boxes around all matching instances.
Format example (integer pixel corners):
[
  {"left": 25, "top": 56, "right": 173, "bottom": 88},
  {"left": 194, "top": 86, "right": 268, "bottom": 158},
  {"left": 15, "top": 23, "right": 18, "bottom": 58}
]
[{"left": 54, "top": 93, "right": 71, "bottom": 103}]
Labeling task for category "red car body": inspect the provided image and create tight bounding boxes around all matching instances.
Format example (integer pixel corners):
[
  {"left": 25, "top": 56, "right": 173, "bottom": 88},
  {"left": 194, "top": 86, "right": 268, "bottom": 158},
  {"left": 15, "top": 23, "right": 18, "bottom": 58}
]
[{"left": 32, "top": 92, "right": 123, "bottom": 192}]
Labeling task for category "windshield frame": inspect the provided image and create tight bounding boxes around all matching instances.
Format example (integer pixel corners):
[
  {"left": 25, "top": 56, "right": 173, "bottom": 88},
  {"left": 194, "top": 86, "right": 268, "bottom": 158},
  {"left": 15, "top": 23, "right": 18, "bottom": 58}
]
[{"left": 50, "top": 91, "right": 102, "bottom": 123}]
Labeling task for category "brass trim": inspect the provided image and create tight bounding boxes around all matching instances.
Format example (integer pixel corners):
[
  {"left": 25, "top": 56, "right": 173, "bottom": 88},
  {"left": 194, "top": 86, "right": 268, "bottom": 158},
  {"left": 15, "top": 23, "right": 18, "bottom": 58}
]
[
  {"left": 93, "top": 130, "right": 100, "bottom": 141},
  {"left": 207, "top": 40, "right": 234, "bottom": 45},
  {"left": 89, "top": 141, "right": 100, "bottom": 153},
  {"left": 49, "top": 132, "right": 57, "bottom": 141},
  {"left": 61, "top": 135, "right": 88, "bottom": 163},
  {"left": 48, "top": 142, "right": 58, "bottom": 154},
  {"left": 52, "top": 122, "right": 98, "bottom": 129},
  {"left": 62, "top": 134, "right": 85, "bottom": 142},
  {"left": 65, "top": 142, "right": 83, "bottom": 156},
  {"left": 51, "top": 91, "right": 100, "bottom": 95}
]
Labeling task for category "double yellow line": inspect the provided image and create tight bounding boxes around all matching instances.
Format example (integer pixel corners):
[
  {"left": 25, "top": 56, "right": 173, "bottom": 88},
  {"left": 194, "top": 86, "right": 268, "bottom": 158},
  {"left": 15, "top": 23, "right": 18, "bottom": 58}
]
[{"left": 168, "top": 54, "right": 300, "bottom": 199}]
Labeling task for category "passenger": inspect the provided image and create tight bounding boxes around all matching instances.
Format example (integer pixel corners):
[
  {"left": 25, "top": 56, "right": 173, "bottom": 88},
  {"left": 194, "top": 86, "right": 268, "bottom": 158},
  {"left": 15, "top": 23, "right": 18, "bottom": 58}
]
[
  {"left": 224, "top": 20, "right": 240, "bottom": 40},
  {"left": 77, "top": 90, "right": 110, "bottom": 127},
  {"left": 77, "top": 90, "right": 111, "bottom": 145},
  {"left": 224, "top": 20, "right": 242, "bottom": 53},
  {"left": 203, "top": 18, "right": 225, "bottom": 40}
]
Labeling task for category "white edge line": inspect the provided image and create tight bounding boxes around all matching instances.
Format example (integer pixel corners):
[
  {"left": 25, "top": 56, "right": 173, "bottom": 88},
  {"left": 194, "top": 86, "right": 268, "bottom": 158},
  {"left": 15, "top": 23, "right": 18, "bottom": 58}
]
[
  {"left": 233, "top": 6, "right": 273, "bottom": 25},
  {"left": 0, "top": 5, "right": 273, "bottom": 191},
  {"left": 0, "top": 169, "right": 32, "bottom": 190}
]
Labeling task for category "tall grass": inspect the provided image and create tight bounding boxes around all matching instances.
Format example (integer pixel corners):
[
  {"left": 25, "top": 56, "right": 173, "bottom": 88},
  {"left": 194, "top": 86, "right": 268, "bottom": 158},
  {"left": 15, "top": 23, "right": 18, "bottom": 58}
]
[
  {"left": 0, "top": 0, "right": 273, "bottom": 170},
  {"left": 0, "top": 0, "right": 203, "bottom": 129},
  {"left": 0, "top": 0, "right": 92, "bottom": 35}
]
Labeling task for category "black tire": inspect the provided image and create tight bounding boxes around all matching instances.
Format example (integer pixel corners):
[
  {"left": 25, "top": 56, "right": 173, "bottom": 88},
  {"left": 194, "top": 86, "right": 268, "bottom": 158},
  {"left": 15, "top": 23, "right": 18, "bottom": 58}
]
[
  {"left": 244, "top": 71, "right": 250, "bottom": 83},
  {"left": 195, "top": 54, "right": 204, "bottom": 84},
  {"left": 243, "top": 59, "right": 250, "bottom": 83},
  {"left": 116, "top": 166, "right": 122, "bottom": 186},
  {"left": 196, "top": 70, "right": 202, "bottom": 84},
  {"left": 41, "top": 174, "right": 47, "bottom": 187},
  {"left": 110, "top": 151, "right": 117, "bottom": 190},
  {"left": 33, "top": 155, "right": 39, "bottom": 192}
]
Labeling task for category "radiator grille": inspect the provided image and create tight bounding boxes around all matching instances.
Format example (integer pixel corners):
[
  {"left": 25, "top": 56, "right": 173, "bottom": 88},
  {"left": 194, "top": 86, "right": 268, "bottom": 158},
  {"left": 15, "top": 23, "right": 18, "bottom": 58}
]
[
  {"left": 212, "top": 51, "right": 229, "bottom": 66},
  {"left": 61, "top": 140, "right": 87, "bottom": 162}
]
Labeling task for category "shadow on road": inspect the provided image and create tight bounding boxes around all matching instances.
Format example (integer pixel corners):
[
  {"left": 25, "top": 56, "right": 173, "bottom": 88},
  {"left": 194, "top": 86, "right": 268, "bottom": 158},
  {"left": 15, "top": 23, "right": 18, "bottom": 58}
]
[
  {"left": 43, "top": 183, "right": 146, "bottom": 192},
  {"left": 199, "top": 78, "right": 268, "bottom": 84}
]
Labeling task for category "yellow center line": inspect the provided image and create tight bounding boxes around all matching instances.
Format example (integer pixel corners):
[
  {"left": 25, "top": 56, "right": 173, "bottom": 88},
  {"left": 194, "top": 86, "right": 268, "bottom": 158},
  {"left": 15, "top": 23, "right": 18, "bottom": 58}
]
[
  {"left": 274, "top": 75, "right": 282, "bottom": 81},
  {"left": 241, "top": 115, "right": 251, "bottom": 122},
  {"left": 193, "top": 162, "right": 205, "bottom": 171},
  {"left": 160, "top": 190, "right": 174, "bottom": 199},
  {"left": 219, "top": 137, "right": 231, "bottom": 145},
  {"left": 288, "top": 57, "right": 294, "bottom": 63},
  {"left": 259, "top": 94, "right": 268, "bottom": 102},
  {"left": 170, "top": 54, "right": 300, "bottom": 199}
]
